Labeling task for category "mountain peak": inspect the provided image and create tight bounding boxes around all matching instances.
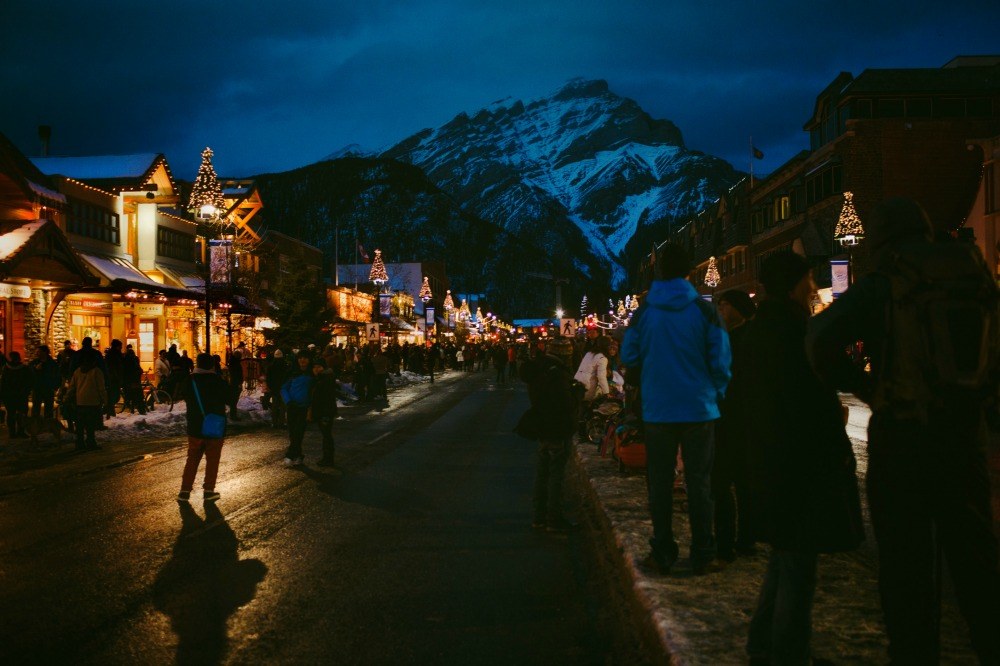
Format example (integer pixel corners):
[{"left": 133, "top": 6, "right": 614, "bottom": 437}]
[
  {"left": 322, "top": 143, "right": 374, "bottom": 161},
  {"left": 552, "top": 78, "right": 610, "bottom": 101}
]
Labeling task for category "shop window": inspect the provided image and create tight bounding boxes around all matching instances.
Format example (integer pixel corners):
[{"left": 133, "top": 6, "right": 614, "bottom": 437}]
[
  {"left": 852, "top": 99, "right": 872, "bottom": 119},
  {"left": 906, "top": 98, "right": 932, "bottom": 118},
  {"left": 157, "top": 226, "right": 196, "bottom": 262},
  {"left": 936, "top": 98, "right": 966, "bottom": 118},
  {"left": 68, "top": 200, "right": 119, "bottom": 244}
]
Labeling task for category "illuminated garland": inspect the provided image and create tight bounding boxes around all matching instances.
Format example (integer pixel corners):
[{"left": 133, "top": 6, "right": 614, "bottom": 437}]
[
  {"left": 834, "top": 191, "right": 864, "bottom": 246},
  {"left": 704, "top": 256, "right": 720, "bottom": 288},
  {"left": 368, "top": 249, "right": 388, "bottom": 283},
  {"left": 419, "top": 276, "right": 432, "bottom": 301},
  {"left": 189, "top": 147, "right": 225, "bottom": 212}
]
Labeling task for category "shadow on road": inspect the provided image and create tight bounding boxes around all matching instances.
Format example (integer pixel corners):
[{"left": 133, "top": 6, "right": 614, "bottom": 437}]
[
  {"left": 153, "top": 502, "right": 267, "bottom": 665},
  {"left": 298, "top": 465, "right": 433, "bottom": 516}
]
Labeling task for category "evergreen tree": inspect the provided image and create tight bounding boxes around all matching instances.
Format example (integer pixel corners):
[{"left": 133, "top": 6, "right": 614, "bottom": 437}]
[
  {"left": 189, "top": 147, "right": 226, "bottom": 213},
  {"left": 263, "top": 265, "right": 333, "bottom": 351}
]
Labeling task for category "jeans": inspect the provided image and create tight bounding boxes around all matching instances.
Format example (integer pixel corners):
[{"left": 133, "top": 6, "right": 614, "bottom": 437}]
[
  {"left": 270, "top": 393, "right": 286, "bottom": 427},
  {"left": 644, "top": 421, "right": 716, "bottom": 567},
  {"left": 180, "top": 436, "right": 224, "bottom": 492},
  {"left": 533, "top": 438, "right": 570, "bottom": 523},
  {"left": 747, "top": 549, "right": 818, "bottom": 665},
  {"left": 285, "top": 404, "right": 308, "bottom": 460},
  {"left": 318, "top": 417, "right": 334, "bottom": 460}
]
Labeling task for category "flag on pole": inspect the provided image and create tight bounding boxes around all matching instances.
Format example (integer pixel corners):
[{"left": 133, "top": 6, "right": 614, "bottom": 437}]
[
  {"left": 752, "top": 145, "right": 764, "bottom": 160},
  {"left": 357, "top": 241, "right": 370, "bottom": 263}
]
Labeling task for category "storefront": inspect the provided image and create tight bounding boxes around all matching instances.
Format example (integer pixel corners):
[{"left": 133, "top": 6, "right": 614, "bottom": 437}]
[{"left": 0, "top": 282, "right": 33, "bottom": 356}]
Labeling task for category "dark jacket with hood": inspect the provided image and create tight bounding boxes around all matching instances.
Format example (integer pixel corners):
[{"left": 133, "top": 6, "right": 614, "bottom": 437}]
[
  {"left": 743, "top": 296, "right": 863, "bottom": 553},
  {"left": 518, "top": 350, "right": 577, "bottom": 440},
  {"left": 311, "top": 369, "right": 339, "bottom": 420},
  {"left": 185, "top": 369, "right": 229, "bottom": 438},
  {"left": 620, "top": 278, "right": 731, "bottom": 423}
]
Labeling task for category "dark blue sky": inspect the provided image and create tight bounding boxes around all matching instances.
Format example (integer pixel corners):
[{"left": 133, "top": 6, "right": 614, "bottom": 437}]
[{"left": 2, "top": 1, "right": 997, "bottom": 180}]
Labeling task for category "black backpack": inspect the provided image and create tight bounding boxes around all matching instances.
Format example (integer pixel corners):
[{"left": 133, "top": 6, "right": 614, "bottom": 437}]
[{"left": 872, "top": 239, "right": 1000, "bottom": 421}]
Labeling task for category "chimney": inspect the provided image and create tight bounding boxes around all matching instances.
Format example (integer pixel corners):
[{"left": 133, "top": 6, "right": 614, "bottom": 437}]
[{"left": 38, "top": 125, "right": 51, "bottom": 156}]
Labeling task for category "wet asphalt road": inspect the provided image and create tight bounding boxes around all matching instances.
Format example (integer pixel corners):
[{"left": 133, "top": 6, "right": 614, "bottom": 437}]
[{"left": 0, "top": 372, "right": 638, "bottom": 665}]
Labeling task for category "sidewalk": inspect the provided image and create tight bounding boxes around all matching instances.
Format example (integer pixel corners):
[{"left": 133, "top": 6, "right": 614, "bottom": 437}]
[{"left": 573, "top": 398, "right": 986, "bottom": 664}]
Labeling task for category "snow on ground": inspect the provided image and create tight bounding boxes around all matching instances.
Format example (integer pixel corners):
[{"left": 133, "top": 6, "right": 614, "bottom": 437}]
[{"left": 577, "top": 398, "right": 979, "bottom": 664}]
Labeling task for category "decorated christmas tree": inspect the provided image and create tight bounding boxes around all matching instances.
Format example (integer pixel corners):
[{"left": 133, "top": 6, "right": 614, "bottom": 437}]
[
  {"left": 419, "top": 276, "right": 432, "bottom": 302},
  {"left": 368, "top": 249, "right": 388, "bottom": 284},
  {"left": 834, "top": 191, "right": 864, "bottom": 245},
  {"left": 189, "top": 147, "right": 226, "bottom": 214},
  {"left": 443, "top": 289, "right": 455, "bottom": 311},
  {"left": 704, "top": 256, "right": 720, "bottom": 288}
]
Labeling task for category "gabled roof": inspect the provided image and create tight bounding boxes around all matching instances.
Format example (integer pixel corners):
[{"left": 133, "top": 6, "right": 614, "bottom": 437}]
[
  {"left": 0, "top": 219, "right": 98, "bottom": 285},
  {"left": 31, "top": 153, "right": 178, "bottom": 194},
  {"left": 0, "top": 132, "right": 66, "bottom": 211}
]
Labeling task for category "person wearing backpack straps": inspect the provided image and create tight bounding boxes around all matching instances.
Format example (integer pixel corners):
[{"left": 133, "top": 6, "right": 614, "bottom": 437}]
[
  {"left": 177, "top": 353, "right": 230, "bottom": 503},
  {"left": 807, "top": 197, "right": 1000, "bottom": 665}
]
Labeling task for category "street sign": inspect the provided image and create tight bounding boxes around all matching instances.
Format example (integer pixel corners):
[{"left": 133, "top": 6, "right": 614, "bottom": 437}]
[
  {"left": 560, "top": 318, "right": 577, "bottom": 337},
  {"left": 365, "top": 323, "right": 380, "bottom": 341}
]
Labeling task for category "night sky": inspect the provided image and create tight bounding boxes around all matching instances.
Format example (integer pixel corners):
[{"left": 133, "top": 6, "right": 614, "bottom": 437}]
[{"left": 2, "top": 1, "right": 997, "bottom": 180}]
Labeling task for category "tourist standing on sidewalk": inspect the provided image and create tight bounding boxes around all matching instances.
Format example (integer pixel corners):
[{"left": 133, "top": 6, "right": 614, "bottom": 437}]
[
  {"left": 122, "top": 345, "right": 146, "bottom": 414},
  {"left": 155, "top": 350, "right": 171, "bottom": 389},
  {"left": 620, "top": 242, "right": 731, "bottom": 576},
  {"left": 177, "top": 353, "right": 230, "bottom": 502},
  {"left": 311, "top": 358, "right": 339, "bottom": 467},
  {"left": 265, "top": 349, "right": 288, "bottom": 428},
  {"left": 807, "top": 198, "right": 1000, "bottom": 664},
  {"left": 712, "top": 289, "right": 757, "bottom": 561},
  {"left": 518, "top": 338, "right": 578, "bottom": 532},
  {"left": 29, "top": 345, "right": 60, "bottom": 419},
  {"left": 493, "top": 345, "right": 508, "bottom": 385},
  {"left": 227, "top": 342, "right": 245, "bottom": 421},
  {"left": 281, "top": 350, "right": 314, "bottom": 466},
  {"left": 64, "top": 351, "right": 107, "bottom": 451},
  {"left": 1, "top": 352, "right": 34, "bottom": 438},
  {"left": 370, "top": 348, "right": 389, "bottom": 402},
  {"left": 573, "top": 335, "right": 611, "bottom": 437},
  {"left": 56, "top": 340, "right": 75, "bottom": 383},
  {"left": 742, "top": 251, "right": 863, "bottom": 665},
  {"left": 104, "top": 340, "right": 124, "bottom": 418}
]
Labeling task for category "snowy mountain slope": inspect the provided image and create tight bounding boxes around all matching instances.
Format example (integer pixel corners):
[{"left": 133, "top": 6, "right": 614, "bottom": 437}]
[{"left": 383, "top": 79, "right": 743, "bottom": 286}]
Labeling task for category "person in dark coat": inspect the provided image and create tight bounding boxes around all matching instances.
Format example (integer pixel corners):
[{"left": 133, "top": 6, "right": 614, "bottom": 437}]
[
  {"left": 121, "top": 346, "right": 146, "bottom": 414},
  {"left": 265, "top": 349, "right": 288, "bottom": 428},
  {"left": 104, "top": 340, "right": 125, "bottom": 418},
  {"left": 1, "top": 352, "right": 34, "bottom": 437},
  {"left": 280, "top": 350, "right": 314, "bottom": 466},
  {"left": 807, "top": 198, "right": 1000, "bottom": 664},
  {"left": 742, "top": 251, "right": 864, "bottom": 665},
  {"left": 712, "top": 289, "right": 758, "bottom": 561},
  {"left": 311, "top": 358, "right": 339, "bottom": 467},
  {"left": 518, "top": 338, "right": 579, "bottom": 532},
  {"left": 29, "top": 345, "right": 61, "bottom": 419},
  {"left": 178, "top": 353, "right": 230, "bottom": 502},
  {"left": 227, "top": 342, "right": 246, "bottom": 421}
]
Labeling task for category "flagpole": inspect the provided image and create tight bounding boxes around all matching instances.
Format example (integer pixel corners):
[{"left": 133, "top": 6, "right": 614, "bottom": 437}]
[
  {"left": 749, "top": 136, "right": 754, "bottom": 189},
  {"left": 335, "top": 219, "right": 339, "bottom": 287},
  {"left": 354, "top": 223, "right": 359, "bottom": 291}
]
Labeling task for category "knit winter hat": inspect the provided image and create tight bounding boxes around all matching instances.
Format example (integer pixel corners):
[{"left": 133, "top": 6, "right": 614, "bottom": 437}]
[
  {"left": 760, "top": 251, "right": 811, "bottom": 298},
  {"left": 273, "top": 349, "right": 283, "bottom": 358},
  {"left": 717, "top": 289, "right": 756, "bottom": 319}
]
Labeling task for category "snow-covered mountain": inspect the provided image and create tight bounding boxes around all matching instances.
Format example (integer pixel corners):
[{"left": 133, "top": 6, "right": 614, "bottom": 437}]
[
  {"left": 383, "top": 79, "right": 743, "bottom": 286},
  {"left": 322, "top": 143, "right": 375, "bottom": 161}
]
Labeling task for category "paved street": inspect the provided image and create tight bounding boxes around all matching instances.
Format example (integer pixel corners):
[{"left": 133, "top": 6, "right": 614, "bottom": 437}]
[{"left": 0, "top": 372, "right": 641, "bottom": 665}]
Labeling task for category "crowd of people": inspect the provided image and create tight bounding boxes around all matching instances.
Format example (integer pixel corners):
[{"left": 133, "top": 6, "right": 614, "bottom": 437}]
[{"left": 517, "top": 198, "right": 1000, "bottom": 665}]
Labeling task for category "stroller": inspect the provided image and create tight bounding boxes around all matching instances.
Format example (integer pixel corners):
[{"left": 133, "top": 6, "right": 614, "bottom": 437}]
[
  {"left": 585, "top": 394, "right": 624, "bottom": 444},
  {"left": 594, "top": 387, "right": 648, "bottom": 473}
]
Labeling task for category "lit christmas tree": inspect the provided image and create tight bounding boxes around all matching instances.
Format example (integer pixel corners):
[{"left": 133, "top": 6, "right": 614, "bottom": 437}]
[
  {"left": 443, "top": 289, "right": 455, "bottom": 311},
  {"left": 834, "top": 191, "right": 864, "bottom": 246},
  {"left": 475, "top": 306, "right": 483, "bottom": 322},
  {"left": 459, "top": 298, "right": 471, "bottom": 321},
  {"left": 580, "top": 294, "right": 589, "bottom": 318},
  {"left": 704, "top": 256, "right": 720, "bottom": 289},
  {"left": 419, "top": 276, "right": 433, "bottom": 302},
  {"left": 189, "top": 147, "right": 226, "bottom": 214},
  {"left": 368, "top": 249, "right": 388, "bottom": 284}
]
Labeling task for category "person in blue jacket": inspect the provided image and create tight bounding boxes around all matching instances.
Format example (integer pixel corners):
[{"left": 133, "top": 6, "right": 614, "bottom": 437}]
[
  {"left": 280, "top": 350, "right": 314, "bottom": 466},
  {"left": 621, "top": 242, "right": 732, "bottom": 575}
]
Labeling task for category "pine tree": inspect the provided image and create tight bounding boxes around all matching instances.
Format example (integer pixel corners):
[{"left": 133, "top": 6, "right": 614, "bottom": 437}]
[
  {"left": 189, "top": 147, "right": 226, "bottom": 213},
  {"left": 263, "top": 264, "right": 333, "bottom": 351}
]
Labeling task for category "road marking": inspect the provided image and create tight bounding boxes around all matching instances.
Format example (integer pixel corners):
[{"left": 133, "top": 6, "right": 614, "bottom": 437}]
[{"left": 369, "top": 431, "right": 393, "bottom": 445}]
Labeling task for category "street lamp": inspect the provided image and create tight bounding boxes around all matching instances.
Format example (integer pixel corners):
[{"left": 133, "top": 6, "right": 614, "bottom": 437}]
[
  {"left": 190, "top": 146, "right": 227, "bottom": 356},
  {"left": 369, "top": 249, "right": 388, "bottom": 329},
  {"left": 419, "top": 277, "right": 432, "bottom": 342},
  {"left": 834, "top": 191, "right": 865, "bottom": 285}
]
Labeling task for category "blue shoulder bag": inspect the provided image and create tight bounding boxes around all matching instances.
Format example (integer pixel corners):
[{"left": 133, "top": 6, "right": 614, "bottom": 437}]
[{"left": 192, "top": 378, "right": 227, "bottom": 439}]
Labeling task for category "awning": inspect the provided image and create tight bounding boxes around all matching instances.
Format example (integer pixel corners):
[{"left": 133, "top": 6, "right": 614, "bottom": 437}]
[
  {"left": 390, "top": 316, "right": 415, "bottom": 331},
  {"left": 80, "top": 253, "right": 199, "bottom": 298},
  {"left": 156, "top": 263, "right": 205, "bottom": 291}
]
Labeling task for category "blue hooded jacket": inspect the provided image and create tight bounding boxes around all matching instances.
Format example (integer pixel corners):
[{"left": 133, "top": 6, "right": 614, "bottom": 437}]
[{"left": 621, "top": 278, "right": 732, "bottom": 423}]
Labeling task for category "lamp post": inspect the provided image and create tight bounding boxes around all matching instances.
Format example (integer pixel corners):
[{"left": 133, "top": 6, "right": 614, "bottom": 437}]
[
  {"left": 419, "top": 276, "right": 432, "bottom": 343},
  {"left": 834, "top": 191, "right": 864, "bottom": 286},
  {"left": 190, "top": 147, "right": 227, "bottom": 356}
]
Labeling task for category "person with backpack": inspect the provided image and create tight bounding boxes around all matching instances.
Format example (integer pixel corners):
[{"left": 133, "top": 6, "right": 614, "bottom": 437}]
[
  {"left": 177, "top": 353, "right": 230, "bottom": 502},
  {"left": 64, "top": 351, "right": 106, "bottom": 451},
  {"left": 807, "top": 198, "right": 1000, "bottom": 664},
  {"left": 742, "top": 252, "right": 864, "bottom": 665},
  {"left": 621, "top": 242, "right": 731, "bottom": 576},
  {"left": 518, "top": 338, "right": 579, "bottom": 532}
]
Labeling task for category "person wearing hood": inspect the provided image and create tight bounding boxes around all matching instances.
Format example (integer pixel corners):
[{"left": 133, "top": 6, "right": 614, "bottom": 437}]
[
  {"left": 621, "top": 242, "right": 731, "bottom": 576},
  {"left": 280, "top": 350, "right": 315, "bottom": 466},
  {"left": 265, "top": 349, "right": 288, "bottom": 428},
  {"left": 807, "top": 198, "right": 1000, "bottom": 664},
  {"left": 64, "top": 350, "right": 107, "bottom": 451},
  {"left": 310, "top": 358, "right": 339, "bottom": 467}
]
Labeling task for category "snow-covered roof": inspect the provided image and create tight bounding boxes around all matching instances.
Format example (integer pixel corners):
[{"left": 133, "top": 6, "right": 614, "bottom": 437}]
[
  {"left": 26, "top": 180, "right": 66, "bottom": 203},
  {"left": 156, "top": 263, "right": 204, "bottom": 291},
  {"left": 0, "top": 220, "right": 47, "bottom": 261},
  {"left": 31, "top": 154, "right": 160, "bottom": 180},
  {"left": 81, "top": 253, "right": 164, "bottom": 288}
]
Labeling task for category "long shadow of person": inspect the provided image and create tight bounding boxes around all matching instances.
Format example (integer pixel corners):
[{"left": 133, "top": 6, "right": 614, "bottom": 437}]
[
  {"left": 297, "top": 465, "right": 432, "bottom": 517},
  {"left": 153, "top": 503, "right": 267, "bottom": 665}
]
